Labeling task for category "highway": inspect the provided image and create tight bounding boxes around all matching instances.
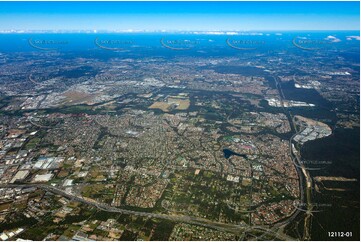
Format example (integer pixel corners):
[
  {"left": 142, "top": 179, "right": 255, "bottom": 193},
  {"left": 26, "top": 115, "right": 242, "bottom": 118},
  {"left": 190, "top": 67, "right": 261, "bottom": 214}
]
[
  {"left": 272, "top": 75, "right": 314, "bottom": 240},
  {"left": 0, "top": 183, "right": 294, "bottom": 240}
]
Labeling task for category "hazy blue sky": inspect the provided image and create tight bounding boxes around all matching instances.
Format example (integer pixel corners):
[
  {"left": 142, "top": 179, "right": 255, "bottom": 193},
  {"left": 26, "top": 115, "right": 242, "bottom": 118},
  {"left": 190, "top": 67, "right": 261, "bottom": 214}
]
[{"left": 0, "top": 1, "right": 359, "bottom": 31}]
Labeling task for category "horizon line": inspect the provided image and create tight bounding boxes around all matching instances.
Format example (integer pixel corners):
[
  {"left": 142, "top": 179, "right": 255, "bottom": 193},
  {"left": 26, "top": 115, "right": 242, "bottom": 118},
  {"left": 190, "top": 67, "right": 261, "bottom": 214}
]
[{"left": 0, "top": 29, "right": 360, "bottom": 34}]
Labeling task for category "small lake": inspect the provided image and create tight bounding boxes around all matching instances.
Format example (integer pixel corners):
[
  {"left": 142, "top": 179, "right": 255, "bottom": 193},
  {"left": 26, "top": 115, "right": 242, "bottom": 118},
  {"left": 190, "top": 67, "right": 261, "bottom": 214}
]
[{"left": 223, "top": 148, "right": 247, "bottom": 159}]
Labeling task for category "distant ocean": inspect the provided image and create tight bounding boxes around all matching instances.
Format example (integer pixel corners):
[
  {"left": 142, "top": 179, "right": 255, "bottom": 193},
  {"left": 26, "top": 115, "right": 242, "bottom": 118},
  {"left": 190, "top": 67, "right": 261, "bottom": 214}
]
[{"left": 0, "top": 31, "right": 359, "bottom": 55}]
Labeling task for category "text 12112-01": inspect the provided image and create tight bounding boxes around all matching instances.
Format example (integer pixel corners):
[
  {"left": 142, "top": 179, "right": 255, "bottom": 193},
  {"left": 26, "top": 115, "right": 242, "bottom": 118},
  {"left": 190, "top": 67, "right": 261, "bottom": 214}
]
[{"left": 328, "top": 232, "right": 353, "bottom": 238}]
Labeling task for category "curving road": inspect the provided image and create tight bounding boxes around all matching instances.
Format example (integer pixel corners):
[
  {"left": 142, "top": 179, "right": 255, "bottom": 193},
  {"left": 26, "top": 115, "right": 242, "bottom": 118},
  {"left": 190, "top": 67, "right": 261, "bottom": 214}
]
[{"left": 0, "top": 183, "right": 294, "bottom": 240}]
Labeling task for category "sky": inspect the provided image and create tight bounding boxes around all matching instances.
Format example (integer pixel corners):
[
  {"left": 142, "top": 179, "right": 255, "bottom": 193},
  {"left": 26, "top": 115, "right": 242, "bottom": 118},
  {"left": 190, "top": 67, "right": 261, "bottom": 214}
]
[{"left": 0, "top": 1, "right": 359, "bottom": 31}]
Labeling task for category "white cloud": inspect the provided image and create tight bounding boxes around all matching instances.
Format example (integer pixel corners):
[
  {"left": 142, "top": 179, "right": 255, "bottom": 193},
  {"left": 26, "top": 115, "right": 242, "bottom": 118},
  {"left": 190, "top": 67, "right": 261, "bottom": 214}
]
[
  {"left": 346, "top": 35, "right": 360, "bottom": 41},
  {"left": 324, "top": 35, "right": 341, "bottom": 42}
]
